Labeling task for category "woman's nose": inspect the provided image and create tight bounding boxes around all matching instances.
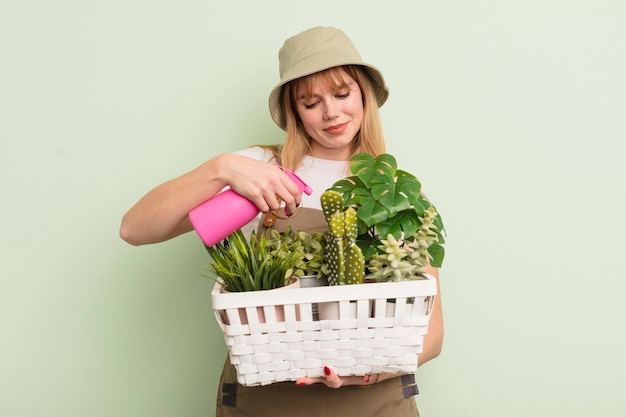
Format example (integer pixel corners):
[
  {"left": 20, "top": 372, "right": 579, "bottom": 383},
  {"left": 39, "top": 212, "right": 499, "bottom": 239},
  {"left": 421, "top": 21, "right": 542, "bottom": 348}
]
[{"left": 323, "top": 101, "right": 339, "bottom": 120}]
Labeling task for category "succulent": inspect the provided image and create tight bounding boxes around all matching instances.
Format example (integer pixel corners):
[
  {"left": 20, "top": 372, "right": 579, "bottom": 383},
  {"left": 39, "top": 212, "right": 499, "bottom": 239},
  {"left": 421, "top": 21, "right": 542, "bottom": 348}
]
[
  {"left": 321, "top": 190, "right": 365, "bottom": 285},
  {"left": 365, "top": 234, "right": 421, "bottom": 282},
  {"left": 266, "top": 227, "right": 325, "bottom": 278},
  {"left": 365, "top": 206, "right": 442, "bottom": 282}
]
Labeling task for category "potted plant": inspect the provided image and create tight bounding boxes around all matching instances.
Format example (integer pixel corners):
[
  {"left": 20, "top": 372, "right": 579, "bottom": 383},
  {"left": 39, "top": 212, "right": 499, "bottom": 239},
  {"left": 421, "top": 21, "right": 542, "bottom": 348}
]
[
  {"left": 203, "top": 229, "right": 304, "bottom": 324},
  {"left": 317, "top": 153, "right": 446, "bottom": 320},
  {"left": 325, "top": 153, "right": 446, "bottom": 283},
  {"left": 265, "top": 227, "right": 326, "bottom": 282},
  {"left": 264, "top": 227, "right": 330, "bottom": 320},
  {"left": 203, "top": 229, "right": 302, "bottom": 292}
]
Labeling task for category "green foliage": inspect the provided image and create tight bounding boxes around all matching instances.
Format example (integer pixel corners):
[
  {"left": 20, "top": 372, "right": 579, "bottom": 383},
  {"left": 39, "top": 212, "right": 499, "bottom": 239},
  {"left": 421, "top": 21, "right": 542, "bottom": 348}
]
[
  {"left": 203, "top": 230, "right": 302, "bottom": 292},
  {"left": 328, "top": 153, "right": 447, "bottom": 278},
  {"left": 366, "top": 234, "right": 422, "bottom": 282},
  {"left": 204, "top": 153, "right": 446, "bottom": 289},
  {"left": 266, "top": 227, "right": 325, "bottom": 278},
  {"left": 366, "top": 207, "right": 442, "bottom": 281}
]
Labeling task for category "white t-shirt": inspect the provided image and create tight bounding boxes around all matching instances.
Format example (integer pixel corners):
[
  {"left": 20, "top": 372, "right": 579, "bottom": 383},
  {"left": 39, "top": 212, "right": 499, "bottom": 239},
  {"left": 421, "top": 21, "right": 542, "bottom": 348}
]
[{"left": 232, "top": 146, "right": 350, "bottom": 236}]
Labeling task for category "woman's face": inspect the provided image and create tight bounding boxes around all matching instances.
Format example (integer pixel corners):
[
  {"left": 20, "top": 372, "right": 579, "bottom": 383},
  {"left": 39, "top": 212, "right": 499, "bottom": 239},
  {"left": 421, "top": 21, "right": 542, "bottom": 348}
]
[{"left": 294, "top": 68, "right": 363, "bottom": 160}]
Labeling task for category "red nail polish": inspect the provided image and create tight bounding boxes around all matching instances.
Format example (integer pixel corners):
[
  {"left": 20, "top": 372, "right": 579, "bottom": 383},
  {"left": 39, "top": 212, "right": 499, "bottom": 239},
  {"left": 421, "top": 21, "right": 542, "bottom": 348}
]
[
  {"left": 324, "top": 366, "right": 331, "bottom": 376},
  {"left": 296, "top": 381, "right": 305, "bottom": 386}
]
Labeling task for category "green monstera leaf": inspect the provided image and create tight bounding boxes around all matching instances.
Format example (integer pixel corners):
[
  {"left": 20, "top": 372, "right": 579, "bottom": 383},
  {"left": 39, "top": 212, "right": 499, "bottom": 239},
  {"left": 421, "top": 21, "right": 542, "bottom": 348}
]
[{"left": 327, "top": 153, "right": 446, "bottom": 276}]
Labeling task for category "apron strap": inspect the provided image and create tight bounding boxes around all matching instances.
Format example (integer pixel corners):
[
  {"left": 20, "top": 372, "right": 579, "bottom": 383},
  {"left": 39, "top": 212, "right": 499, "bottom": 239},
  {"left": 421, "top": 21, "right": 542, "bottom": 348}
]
[{"left": 258, "top": 207, "right": 328, "bottom": 235}]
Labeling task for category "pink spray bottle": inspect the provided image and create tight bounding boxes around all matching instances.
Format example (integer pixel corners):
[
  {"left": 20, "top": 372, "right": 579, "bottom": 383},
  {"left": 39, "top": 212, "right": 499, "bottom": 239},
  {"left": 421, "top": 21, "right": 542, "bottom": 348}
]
[{"left": 188, "top": 168, "right": 313, "bottom": 246}]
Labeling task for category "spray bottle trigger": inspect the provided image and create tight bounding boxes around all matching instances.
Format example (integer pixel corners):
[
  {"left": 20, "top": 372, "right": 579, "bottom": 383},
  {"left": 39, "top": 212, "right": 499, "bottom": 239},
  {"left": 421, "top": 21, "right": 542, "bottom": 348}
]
[{"left": 282, "top": 168, "right": 313, "bottom": 195}]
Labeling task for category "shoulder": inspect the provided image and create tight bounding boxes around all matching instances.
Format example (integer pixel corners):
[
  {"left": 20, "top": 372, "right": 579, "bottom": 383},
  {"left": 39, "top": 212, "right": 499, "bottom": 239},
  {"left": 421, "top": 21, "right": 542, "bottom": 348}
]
[{"left": 232, "top": 146, "right": 277, "bottom": 162}]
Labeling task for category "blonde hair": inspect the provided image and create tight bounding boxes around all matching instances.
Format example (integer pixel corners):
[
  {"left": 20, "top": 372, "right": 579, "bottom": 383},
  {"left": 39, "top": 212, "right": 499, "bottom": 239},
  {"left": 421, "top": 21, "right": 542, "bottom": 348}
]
[{"left": 260, "top": 66, "right": 386, "bottom": 171}]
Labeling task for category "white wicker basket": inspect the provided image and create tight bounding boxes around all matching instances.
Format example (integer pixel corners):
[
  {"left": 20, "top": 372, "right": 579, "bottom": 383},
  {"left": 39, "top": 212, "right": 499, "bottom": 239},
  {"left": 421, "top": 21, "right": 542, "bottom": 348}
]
[{"left": 211, "top": 275, "right": 437, "bottom": 386}]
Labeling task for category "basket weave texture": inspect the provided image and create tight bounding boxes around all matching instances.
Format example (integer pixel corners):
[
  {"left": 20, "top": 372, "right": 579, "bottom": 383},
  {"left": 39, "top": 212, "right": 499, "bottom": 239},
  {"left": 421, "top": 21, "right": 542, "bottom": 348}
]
[{"left": 211, "top": 276, "right": 437, "bottom": 386}]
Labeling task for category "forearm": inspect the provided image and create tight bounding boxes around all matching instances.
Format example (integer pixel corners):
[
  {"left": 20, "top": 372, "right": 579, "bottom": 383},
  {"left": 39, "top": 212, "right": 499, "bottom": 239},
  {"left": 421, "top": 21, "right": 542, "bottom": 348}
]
[
  {"left": 417, "top": 266, "right": 443, "bottom": 366},
  {"left": 120, "top": 152, "right": 304, "bottom": 245},
  {"left": 119, "top": 155, "right": 231, "bottom": 245}
]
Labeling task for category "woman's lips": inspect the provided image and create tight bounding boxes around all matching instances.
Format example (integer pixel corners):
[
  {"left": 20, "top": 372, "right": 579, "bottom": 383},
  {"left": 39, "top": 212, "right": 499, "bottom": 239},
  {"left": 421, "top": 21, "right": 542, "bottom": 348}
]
[{"left": 324, "top": 122, "right": 348, "bottom": 134}]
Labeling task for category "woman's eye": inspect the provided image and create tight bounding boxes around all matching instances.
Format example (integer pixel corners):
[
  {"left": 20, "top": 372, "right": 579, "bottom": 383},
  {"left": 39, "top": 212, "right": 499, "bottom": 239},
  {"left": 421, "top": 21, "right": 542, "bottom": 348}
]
[
  {"left": 337, "top": 92, "right": 350, "bottom": 99},
  {"left": 304, "top": 102, "right": 318, "bottom": 109}
]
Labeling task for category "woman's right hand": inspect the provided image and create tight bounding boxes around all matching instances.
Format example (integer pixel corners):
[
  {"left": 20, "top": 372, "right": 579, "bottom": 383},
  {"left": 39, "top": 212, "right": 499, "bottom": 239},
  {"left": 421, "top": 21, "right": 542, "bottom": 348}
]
[
  {"left": 219, "top": 154, "right": 302, "bottom": 216},
  {"left": 119, "top": 153, "right": 302, "bottom": 246}
]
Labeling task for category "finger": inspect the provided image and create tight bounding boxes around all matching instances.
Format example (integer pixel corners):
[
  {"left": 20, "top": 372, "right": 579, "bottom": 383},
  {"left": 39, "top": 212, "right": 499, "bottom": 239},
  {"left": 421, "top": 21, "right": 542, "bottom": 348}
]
[
  {"left": 295, "top": 376, "right": 324, "bottom": 386},
  {"left": 263, "top": 191, "right": 282, "bottom": 212},
  {"left": 278, "top": 185, "right": 302, "bottom": 217},
  {"left": 295, "top": 366, "right": 341, "bottom": 388},
  {"left": 322, "top": 366, "right": 342, "bottom": 388},
  {"left": 283, "top": 200, "right": 299, "bottom": 217},
  {"left": 254, "top": 169, "right": 299, "bottom": 214}
]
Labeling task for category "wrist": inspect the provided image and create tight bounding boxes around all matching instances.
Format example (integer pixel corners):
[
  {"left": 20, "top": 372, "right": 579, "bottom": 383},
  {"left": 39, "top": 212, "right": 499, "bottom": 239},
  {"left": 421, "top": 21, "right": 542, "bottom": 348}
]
[{"left": 203, "top": 153, "right": 233, "bottom": 187}]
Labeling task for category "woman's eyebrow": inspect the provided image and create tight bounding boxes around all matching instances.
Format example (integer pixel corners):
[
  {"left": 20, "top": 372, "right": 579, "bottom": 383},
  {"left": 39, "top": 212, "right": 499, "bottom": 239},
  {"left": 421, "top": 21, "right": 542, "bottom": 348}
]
[{"left": 297, "top": 93, "right": 319, "bottom": 100}]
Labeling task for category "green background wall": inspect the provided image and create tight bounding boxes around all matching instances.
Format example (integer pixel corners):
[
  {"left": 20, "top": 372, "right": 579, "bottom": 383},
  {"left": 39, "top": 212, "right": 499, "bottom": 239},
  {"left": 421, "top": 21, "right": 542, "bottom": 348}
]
[{"left": 2, "top": 1, "right": 624, "bottom": 416}]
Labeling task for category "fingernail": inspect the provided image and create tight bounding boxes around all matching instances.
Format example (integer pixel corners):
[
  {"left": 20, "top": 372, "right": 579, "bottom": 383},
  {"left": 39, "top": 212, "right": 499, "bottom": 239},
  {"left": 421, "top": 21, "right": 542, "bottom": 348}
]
[
  {"left": 324, "top": 366, "right": 331, "bottom": 376},
  {"left": 296, "top": 381, "right": 305, "bottom": 386},
  {"left": 364, "top": 374, "right": 371, "bottom": 383}
]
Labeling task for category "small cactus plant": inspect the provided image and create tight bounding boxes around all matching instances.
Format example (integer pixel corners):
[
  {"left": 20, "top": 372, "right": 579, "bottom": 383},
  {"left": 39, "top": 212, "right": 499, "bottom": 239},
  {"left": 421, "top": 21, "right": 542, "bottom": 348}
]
[{"left": 321, "top": 190, "right": 365, "bottom": 285}]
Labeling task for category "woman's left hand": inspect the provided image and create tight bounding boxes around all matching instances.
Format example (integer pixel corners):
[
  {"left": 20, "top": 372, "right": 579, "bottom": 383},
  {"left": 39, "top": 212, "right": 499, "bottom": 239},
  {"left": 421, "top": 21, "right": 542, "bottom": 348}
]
[{"left": 295, "top": 366, "right": 383, "bottom": 388}]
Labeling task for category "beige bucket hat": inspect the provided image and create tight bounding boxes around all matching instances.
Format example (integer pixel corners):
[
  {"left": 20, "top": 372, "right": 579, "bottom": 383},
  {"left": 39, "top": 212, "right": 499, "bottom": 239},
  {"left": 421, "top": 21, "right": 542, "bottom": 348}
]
[{"left": 268, "top": 26, "right": 389, "bottom": 130}]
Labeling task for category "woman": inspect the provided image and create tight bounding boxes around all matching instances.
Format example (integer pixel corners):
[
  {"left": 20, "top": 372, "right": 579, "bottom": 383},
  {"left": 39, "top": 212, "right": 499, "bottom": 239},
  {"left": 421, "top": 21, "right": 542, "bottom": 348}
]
[{"left": 121, "top": 26, "right": 443, "bottom": 417}]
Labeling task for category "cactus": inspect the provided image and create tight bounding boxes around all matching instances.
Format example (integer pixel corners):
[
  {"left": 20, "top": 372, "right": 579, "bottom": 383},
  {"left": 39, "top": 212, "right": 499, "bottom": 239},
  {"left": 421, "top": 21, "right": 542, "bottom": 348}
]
[{"left": 321, "top": 190, "right": 364, "bottom": 285}]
